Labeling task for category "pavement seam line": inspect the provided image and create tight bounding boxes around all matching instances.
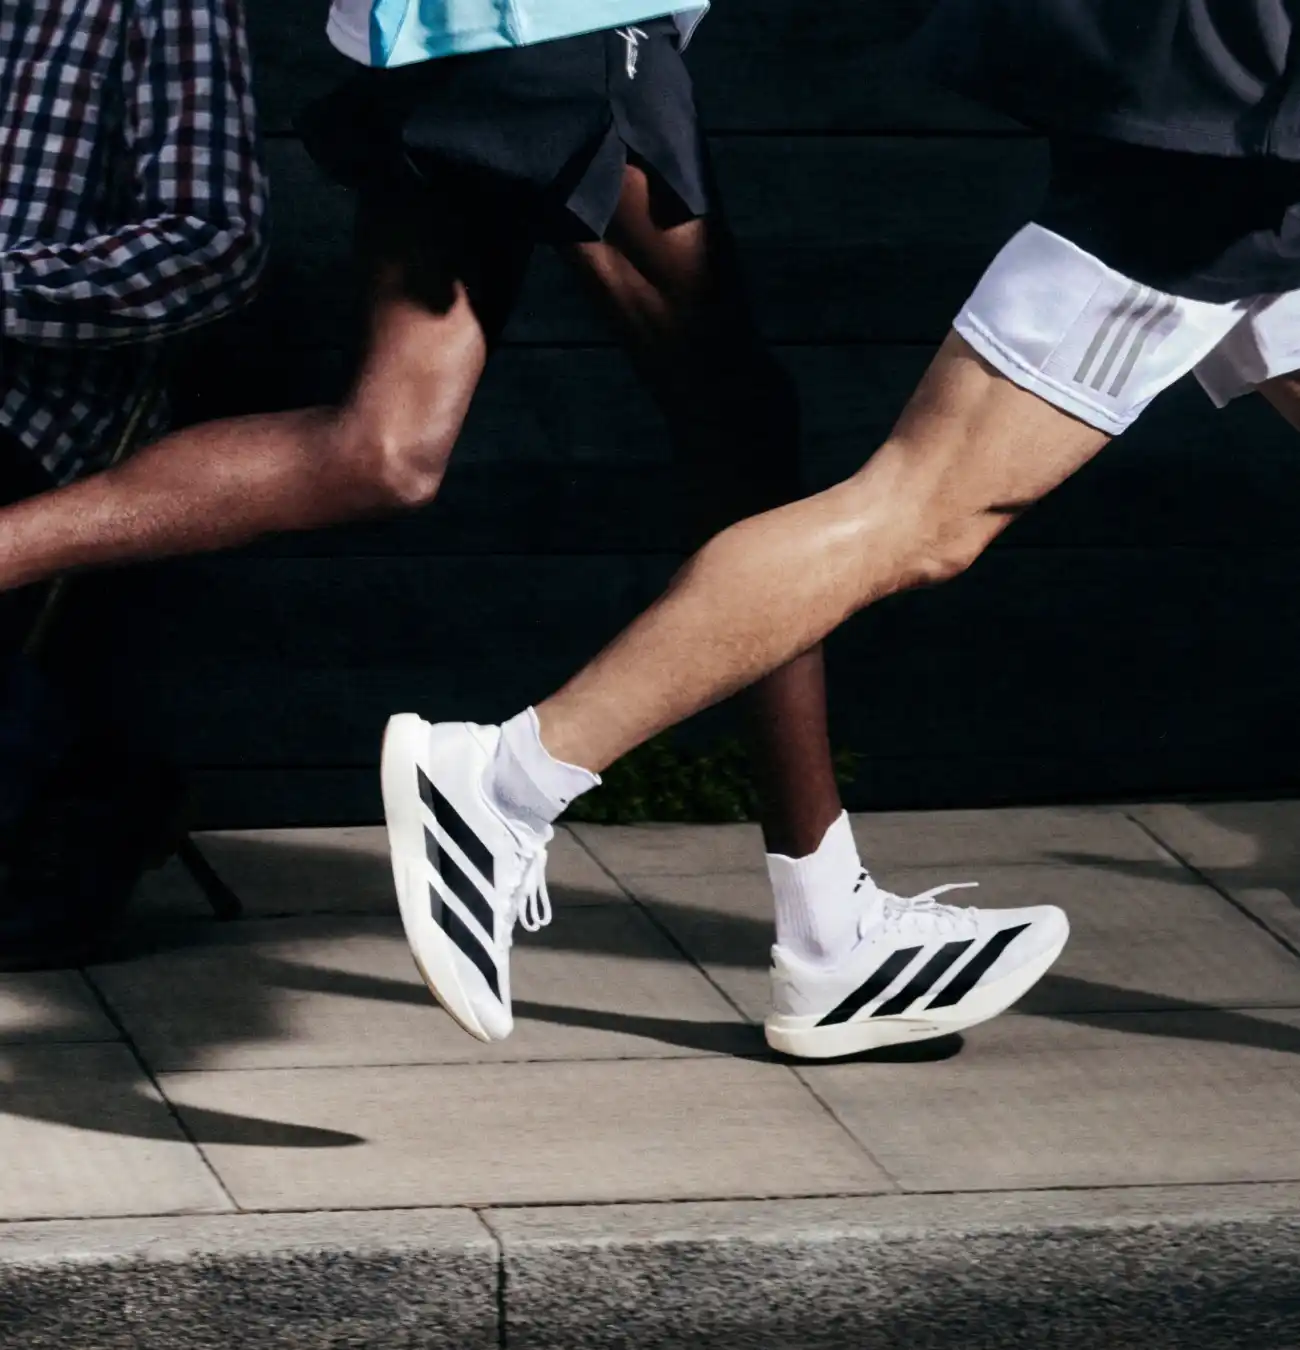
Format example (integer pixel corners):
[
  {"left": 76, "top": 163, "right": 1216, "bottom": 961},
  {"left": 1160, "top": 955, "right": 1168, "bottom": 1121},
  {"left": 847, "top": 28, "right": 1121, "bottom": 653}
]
[
  {"left": 79, "top": 965, "right": 240, "bottom": 1213},
  {"left": 473, "top": 1208, "right": 510, "bottom": 1350},
  {"left": 787, "top": 1064, "right": 906, "bottom": 1192},
  {"left": 5, "top": 1178, "right": 1300, "bottom": 1232},
  {"left": 420, "top": 1176, "right": 1300, "bottom": 1212},
  {"left": 562, "top": 827, "right": 636, "bottom": 900},
  {"left": 149, "top": 1050, "right": 766, "bottom": 1079},
  {"left": 566, "top": 828, "right": 756, "bottom": 1023},
  {"left": 568, "top": 827, "right": 905, "bottom": 1186},
  {"left": 1126, "top": 812, "right": 1300, "bottom": 961}
]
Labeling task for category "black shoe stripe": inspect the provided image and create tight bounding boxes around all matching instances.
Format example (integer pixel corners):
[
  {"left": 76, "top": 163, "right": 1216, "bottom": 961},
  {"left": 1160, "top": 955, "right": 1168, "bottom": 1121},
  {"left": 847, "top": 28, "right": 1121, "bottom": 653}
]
[
  {"left": 418, "top": 766, "right": 495, "bottom": 887},
  {"left": 817, "top": 947, "right": 923, "bottom": 1027},
  {"left": 925, "top": 924, "right": 1031, "bottom": 1010},
  {"left": 871, "top": 940, "right": 974, "bottom": 1018},
  {"left": 425, "top": 825, "right": 494, "bottom": 941},
  {"left": 428, "top": 878, "right": 501, "bottom": 1000}
]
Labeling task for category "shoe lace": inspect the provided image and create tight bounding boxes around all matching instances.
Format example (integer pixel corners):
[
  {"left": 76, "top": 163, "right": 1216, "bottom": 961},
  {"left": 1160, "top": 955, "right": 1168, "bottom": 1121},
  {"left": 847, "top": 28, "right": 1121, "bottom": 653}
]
[
  {"left": 854, "top": 868, "right": 980, "bottom": 937},
  {"left": 508, "top": 835, "right": 553, "bottom": 940}
]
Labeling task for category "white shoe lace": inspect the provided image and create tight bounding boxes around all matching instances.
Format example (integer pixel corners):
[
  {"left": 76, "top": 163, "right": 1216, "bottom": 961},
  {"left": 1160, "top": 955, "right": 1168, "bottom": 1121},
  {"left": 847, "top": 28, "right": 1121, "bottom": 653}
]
[
  {"left": 507, "top": 835, "right": 553, "bottom": 941},
  {"left": 855, "top": 869, "right": 980, "bottom": 938}
]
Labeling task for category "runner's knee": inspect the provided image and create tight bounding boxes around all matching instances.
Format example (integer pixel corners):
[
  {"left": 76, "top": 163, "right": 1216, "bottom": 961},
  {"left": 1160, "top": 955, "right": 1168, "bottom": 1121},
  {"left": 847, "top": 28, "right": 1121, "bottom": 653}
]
[
  {"left": 839, "top": 447, "right": 1009, "bottom": 600},
  {"left": 901, "top": 518, "right": 995, "bottom": 589}
]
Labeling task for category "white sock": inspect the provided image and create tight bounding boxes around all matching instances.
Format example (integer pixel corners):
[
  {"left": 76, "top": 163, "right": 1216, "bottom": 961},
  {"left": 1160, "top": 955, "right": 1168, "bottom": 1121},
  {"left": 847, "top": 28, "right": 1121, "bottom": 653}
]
[
  {"left": 767, "top": 811, "right": 874, "bottom": 967},
  {"left": 486, "top": 708, "right": 600, "bottom": 835}
]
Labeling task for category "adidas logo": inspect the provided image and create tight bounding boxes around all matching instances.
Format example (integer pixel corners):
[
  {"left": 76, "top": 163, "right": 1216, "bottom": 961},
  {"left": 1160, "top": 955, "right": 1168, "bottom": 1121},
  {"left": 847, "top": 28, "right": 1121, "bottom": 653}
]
[
  {"left": 817, "top": 924, "right": 1030, "bottom": 1027},
  {"left": 418, "top": 766, "right": 501, "bottom": 999}
]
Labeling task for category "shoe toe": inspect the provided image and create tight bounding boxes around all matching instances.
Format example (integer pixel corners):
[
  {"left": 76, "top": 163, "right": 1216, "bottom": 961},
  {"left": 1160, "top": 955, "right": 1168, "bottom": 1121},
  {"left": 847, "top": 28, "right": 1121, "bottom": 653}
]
[
  {"left": 1004, "top": 902, "right": 1069, "bottom": 947},
  {"left": 1031, "top": 903, "right": 1070, "bottom": 949},
  {"left": 477, "top": 999, "right": 514, "bottom": 1042},
  {"left": 969, "top": 904, "right": 1069, "bottom": 989}
]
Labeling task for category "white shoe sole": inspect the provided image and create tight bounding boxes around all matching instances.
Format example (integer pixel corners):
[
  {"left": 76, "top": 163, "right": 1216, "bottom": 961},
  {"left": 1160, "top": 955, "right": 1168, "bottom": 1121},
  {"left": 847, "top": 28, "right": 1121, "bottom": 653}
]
[
  {"left": 381, "top": 713, "right": 492, "bottom": 1043},
  {"left": 763, "top": 925, "right": 1068, "bottom": 1061}
]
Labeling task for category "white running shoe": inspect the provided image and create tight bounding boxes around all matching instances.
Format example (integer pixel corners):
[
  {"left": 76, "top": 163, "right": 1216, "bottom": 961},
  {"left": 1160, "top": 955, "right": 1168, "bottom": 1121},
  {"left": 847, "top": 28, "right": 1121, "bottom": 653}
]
[
  {"left": 765, "top": 873, "right": 1068, "bottom": 1060},
  {"left": 380, "top": 714, "right": 552, "bottom": 1042}
]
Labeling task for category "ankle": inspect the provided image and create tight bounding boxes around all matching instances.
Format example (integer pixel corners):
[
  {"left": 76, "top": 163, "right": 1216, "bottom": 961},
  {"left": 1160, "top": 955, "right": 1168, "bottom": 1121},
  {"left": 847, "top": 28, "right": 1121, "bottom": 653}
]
[
  {"left": 532, "top": 701, "right": 604, "bottom": 775},
  {"left": 485, "top": 708, "right": 600, "bottom": 834},
  {"left": 767, "top": 812, "right": 869, "bottom": 966}
]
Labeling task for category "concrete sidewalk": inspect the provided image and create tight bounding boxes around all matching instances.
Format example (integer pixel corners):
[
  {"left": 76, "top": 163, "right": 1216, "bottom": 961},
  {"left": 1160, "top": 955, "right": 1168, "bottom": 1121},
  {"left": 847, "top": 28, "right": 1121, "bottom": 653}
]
[{"left": 3, "top": 802, "right": 1300, "bottom": 1347}]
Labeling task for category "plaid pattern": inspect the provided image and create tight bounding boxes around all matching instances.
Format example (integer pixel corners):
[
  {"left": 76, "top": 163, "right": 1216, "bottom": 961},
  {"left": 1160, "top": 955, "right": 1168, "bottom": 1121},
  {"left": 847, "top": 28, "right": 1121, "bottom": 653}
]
[{"left": 0, "top": 0, "right": 268, "bottom": 483}]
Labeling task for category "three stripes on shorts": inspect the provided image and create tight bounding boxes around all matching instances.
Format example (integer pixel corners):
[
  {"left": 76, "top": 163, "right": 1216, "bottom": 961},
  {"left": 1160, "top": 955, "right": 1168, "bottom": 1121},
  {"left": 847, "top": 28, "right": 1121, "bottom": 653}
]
[{"left": 1075, "top": 281, "right": 1178, "bottom": 398}]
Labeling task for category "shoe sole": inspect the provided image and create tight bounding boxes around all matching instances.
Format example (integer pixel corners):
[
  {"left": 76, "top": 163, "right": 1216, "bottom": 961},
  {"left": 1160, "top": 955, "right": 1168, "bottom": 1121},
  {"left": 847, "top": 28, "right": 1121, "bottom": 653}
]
[
  {"left": 763, "top": 924, "right": 1069, "bottom": 1061},
  {"left": 380, "top": 713, "right": 492, "bottom": 1043}
]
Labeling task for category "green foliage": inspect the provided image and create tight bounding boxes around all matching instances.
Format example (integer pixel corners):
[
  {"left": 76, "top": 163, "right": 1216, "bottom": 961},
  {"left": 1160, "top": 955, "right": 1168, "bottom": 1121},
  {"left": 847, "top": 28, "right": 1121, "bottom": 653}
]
[{"left": 563, "top": 735, "right": 860, "bottom": 825}]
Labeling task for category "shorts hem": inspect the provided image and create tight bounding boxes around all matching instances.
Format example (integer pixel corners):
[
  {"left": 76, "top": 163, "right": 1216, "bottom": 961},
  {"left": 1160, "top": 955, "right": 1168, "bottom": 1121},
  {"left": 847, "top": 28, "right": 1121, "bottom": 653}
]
[
  {"left": 954, "top": 311, "right": 1132, "bottom": 435},
  {"left": 1194, "top": 367, "right": 1249, "bottom": 409},
  {"left": 1194, "top": 355, "right": 1300, "bottom": 408},
  {"left": 326, "top": 13, "right": 371, "bottom": 65},
  {"left": 329, "top": 4, "right": 709, "bottom": 67}
]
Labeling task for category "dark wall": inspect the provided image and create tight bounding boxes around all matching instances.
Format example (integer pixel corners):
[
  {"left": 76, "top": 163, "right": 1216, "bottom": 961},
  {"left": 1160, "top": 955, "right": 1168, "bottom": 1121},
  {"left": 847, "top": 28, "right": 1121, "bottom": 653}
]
[{"left": 104, "top": 0, "right": 1300, "bottom": 825}]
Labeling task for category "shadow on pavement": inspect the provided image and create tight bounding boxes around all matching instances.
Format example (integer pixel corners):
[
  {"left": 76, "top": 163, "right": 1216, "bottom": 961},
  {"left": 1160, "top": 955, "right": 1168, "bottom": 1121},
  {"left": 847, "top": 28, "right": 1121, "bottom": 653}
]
[{"left": 5, "top": 809, "right": 1300, "bottom": 1148}]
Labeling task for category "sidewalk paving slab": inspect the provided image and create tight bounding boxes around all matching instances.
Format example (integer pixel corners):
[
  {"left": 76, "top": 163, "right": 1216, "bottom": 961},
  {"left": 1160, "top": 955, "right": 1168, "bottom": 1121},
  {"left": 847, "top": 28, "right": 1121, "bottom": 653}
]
[
  {"left": 136, "top": 824, "right": 624, "bottom": 918},
  {"left": 571, "top": 821, "right": 769, "bottom": 876},
  {"left": 629, "top": 857, "right": 1300, "bottom": 1022},
  {"left": 850, "top": 804, "right": 1174, "bottom": 869},
  {"left": 572, "top": 805, "right": 1168, "bottom": 879},
  {"left": 0, "top": 972, "right": 118, "bottom": 1046},
  {"left": 1132, "top": 800, "right": 1300, "bottom": 883},
  {"left": 1133, "top": 800, "right": 1300, "bottom": 949},
  {"left": 4, "top": 808, "right": 1300, "bottom": 1345},
  {"left": 799, "top": 1008, "right": 1300, "bottom": 1191},
  {"left": 156, "top": 1056, "right": 892, "bottom": 1210},
  {"left": 0, "top": 1045, "right": 230, "bottom": 1221},
  {"left": 88, "top": 907, "right": 756, "bottom": 1072}
]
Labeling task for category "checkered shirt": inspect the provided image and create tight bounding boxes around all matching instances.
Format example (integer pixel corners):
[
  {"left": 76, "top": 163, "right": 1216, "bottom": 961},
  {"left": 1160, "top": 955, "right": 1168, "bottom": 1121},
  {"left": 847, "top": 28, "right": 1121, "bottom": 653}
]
[{"left": 0, "top": 0, "right": 268, "bottom": 483}]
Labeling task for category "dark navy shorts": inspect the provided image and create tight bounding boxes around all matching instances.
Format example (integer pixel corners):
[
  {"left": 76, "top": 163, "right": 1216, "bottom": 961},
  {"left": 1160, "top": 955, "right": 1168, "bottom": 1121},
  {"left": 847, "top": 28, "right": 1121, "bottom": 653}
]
[{"left": 296, "top": 18, "right": 712, "bottom": 243}]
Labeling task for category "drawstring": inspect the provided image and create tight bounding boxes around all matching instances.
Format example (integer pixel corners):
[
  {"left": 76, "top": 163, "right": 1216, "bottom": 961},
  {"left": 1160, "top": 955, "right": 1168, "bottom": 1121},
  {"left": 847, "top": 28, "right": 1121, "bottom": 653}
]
[{"left": 616, "top": 26, "right": 648, "bottom": 79}]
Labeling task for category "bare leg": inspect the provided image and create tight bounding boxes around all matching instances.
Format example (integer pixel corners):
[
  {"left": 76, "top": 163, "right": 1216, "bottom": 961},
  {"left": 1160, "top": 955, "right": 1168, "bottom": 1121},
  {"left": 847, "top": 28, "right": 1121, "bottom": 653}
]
[
  {"left": 537, "top": 334, "right": 1112, "bottom": 772},
  {"left": 561, "top": 165, "right": 838, "bottom": 854},
  {"left": 0, "top": 189, "right": 532, "bottom": 591},
  {"left": 1260, "top": 371, "right": 1300, "bottom": 431}
]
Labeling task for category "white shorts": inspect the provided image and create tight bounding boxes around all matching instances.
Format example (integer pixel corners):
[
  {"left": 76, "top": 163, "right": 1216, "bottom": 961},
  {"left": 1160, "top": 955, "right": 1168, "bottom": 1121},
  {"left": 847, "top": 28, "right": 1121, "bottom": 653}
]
[{"left": 955, "top": 223, "right": 1300, "bottom": 435}]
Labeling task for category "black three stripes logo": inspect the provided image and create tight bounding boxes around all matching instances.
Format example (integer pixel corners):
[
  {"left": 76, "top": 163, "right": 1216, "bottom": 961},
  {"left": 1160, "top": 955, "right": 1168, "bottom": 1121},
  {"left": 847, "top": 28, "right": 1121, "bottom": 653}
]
[
  {"left": 817, "top": 924, "right": 1031, "bottom": 1027},
  {"left": 417, "top": 768, "right": 502, "bottom": 999}
]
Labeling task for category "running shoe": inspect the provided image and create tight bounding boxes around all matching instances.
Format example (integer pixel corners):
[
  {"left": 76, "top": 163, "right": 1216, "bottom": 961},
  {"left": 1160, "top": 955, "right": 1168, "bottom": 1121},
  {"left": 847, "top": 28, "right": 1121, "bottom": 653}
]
[
  {"left": 765, "top": 873, "right": 1068, "bottom": 1059},
  {"left": 380, "top": 714, "right": 552, "bottom": 1042}
]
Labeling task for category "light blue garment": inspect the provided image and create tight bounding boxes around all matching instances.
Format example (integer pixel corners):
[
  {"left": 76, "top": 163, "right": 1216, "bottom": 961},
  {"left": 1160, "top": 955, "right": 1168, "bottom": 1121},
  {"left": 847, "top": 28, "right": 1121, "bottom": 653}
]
[{"left": 328, "top": 0, "right": 707, "bottom": 67}]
